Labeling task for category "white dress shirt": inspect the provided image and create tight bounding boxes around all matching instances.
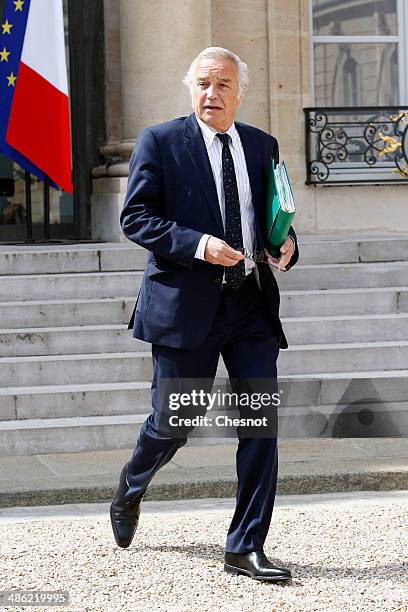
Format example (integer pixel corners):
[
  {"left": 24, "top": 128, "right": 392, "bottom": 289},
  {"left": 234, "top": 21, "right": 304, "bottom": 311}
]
[{"left": 194, "top": 116, "right": 256, "bottom": 276}]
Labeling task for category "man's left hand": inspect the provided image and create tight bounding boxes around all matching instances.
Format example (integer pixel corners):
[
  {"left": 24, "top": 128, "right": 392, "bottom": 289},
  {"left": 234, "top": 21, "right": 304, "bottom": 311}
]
[{"left": 264, "top": 236, "right": 295, "bottom": 272}]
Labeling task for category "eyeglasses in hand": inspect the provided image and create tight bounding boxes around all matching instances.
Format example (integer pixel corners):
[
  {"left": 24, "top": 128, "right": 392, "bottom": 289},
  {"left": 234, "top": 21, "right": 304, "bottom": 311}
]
[{"left": 237, "top": 247, "right": 287, "bottom": 272}]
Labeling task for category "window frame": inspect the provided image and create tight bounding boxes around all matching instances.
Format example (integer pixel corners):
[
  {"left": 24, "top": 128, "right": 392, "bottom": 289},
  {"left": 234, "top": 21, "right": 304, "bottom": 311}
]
[{"left": 309, "top": 0, "right": 408, "bottom": 106}]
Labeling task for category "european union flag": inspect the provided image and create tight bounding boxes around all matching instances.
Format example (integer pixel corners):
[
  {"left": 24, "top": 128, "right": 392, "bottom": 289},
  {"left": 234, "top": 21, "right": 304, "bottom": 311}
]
[{"left": 0, "top": 0, "right": 50, "bottom": 181}]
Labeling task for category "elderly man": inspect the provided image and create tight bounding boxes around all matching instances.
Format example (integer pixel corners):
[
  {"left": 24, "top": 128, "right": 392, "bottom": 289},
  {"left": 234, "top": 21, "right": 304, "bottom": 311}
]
[{"left": 111, "top": 47, "right": 299, "bottom": 582}]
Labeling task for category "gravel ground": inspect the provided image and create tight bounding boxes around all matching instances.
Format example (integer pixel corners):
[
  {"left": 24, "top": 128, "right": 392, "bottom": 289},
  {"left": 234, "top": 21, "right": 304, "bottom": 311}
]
[{"left": 1, "top": 495, "right": 407, "bottom": 612}]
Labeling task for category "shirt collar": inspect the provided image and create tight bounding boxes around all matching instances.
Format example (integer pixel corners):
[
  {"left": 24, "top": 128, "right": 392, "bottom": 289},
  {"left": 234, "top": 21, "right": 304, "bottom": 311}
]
[{"left": 196, "top": 115, "right": 240, "bottom": 151}]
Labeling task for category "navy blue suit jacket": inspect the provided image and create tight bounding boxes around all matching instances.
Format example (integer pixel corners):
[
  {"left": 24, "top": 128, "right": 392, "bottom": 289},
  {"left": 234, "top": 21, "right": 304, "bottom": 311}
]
[{"left": 121, "top": 113, "right": 299, "bottom": 350}]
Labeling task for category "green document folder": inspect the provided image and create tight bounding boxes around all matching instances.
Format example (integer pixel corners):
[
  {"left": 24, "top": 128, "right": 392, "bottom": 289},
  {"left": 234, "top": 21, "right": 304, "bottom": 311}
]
[{"left": 265, "top": 159, "right": 296, "bottom": 258}]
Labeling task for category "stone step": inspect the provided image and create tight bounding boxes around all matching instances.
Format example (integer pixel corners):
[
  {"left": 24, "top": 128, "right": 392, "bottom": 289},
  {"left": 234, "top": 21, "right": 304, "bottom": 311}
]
[
  {"left": 281, "top": 370, "right": 408, "bottom": 409},
  {"left": 278, "top": 401, "right": 408, "bottom": 438},
  {"left": 1, "top": 341, "right": 408, "bottom": 386},
  {"left": 0, "top": 352, "right": 153, "bottom": 387},
  {"left": 0, "top": 414, "right": 148, "bottom": 456},
  {"left": 1, "top": 371, "right": 406, "bottom": 421},
  {"left": 1, "top": 236, "right": 407, "bottom": 275},
  {"left": 2, "top": 261, "right": 408, "bottom": 302},
  {"left": 0, "top": 298, "right": 135, "bottom": 328},
  {"left": 275, "top": 261, "right": 408, "bottom": 291},
  {"left": 281, "top": 287, "right": 408, "bottom": 317},
  {"left": 279, "top": 341, "right": 408, "bottom": 375},
  {"left": 2, "top": 313, "right": 408, "bottom": 357},
  {"left": 0, "top": 414, "right": 236, "bottom": 456},
  {"left": 0, "top": 325, "right": 142, "bottom": 357},
  {"left": 299, "top": 235, "right": 408, "bottom": 265},
  {"left": 1, "top": 287, "right": 407, "bottom": 329},
  {"left": 0, "top": 271, "right": 143, "bottom": 301},
  {"left": 284, "top": 313, "right": 408, "bottom": 346},
  {"left": 0, "top": 382, "right": 151, "bottom": 421},
  {"left": 0, "top": 243, "right": 147, "bottom": 275}
]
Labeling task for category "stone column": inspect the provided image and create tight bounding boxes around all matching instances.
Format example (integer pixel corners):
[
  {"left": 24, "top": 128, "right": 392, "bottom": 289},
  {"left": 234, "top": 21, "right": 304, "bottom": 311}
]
[
  {"left": 119, "top": 0, "right": 211, "bottom": 139},
  {"left": 92, "top": 0, "right": 211, "bottom": 241},
  {"left": 211, "top": 0, "right": 270, "bottom": 133},
  {"left": 267, "top": 0, "right": 316, "bottom": 232},
  {"left": 103, "top": 0, "right": 122, "bottom": 146}
]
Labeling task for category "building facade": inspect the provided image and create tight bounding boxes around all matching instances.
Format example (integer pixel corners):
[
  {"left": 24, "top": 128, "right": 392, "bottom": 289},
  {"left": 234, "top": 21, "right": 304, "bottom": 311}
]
[{"left": 1, "top": 0, "right": 407, "bottom": 244}]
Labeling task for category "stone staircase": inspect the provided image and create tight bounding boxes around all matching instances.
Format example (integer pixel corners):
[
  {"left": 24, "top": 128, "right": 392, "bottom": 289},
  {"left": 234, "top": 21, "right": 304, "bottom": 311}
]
[{"left": 0, "top": 235, "right": 407, "bottom": 455}]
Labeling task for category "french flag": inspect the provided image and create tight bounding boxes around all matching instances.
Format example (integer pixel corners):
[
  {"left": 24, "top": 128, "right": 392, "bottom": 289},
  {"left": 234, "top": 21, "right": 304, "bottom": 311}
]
[{"left": 1, "top": 0, "right": 73, "bottom": 193}]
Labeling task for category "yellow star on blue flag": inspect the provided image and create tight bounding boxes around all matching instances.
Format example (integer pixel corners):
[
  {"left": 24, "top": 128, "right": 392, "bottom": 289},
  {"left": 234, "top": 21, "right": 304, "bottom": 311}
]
[
  {"left": 0, "top": 47, "right": 10, "bottom": 62},
  {"left": 2, "top": 19, "right": 13, "bottom": 34},
  {"left": 7, "top": 71, "right": 16, "bottom": 86}
]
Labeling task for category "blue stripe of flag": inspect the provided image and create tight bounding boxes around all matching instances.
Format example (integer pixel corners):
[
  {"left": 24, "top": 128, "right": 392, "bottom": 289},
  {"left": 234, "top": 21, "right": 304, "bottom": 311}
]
[{"left": 0, "top": 0, "right": 56, "bottom": 184}]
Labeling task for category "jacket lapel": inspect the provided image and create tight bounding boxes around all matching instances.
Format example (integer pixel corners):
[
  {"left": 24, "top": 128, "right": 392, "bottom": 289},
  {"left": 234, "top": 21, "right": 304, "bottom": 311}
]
[{"left": 184, "top": 114, "right": 225, "bottom": 237}]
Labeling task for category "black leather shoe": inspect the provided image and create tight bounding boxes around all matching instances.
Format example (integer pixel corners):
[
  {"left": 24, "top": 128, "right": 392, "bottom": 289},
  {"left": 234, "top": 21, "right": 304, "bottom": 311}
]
[
  {"left": 224, "top": 550, "right": 292, "bottom": 582},
  {"left": 110, "top": 464, "right": 142, "bottom": 548}
]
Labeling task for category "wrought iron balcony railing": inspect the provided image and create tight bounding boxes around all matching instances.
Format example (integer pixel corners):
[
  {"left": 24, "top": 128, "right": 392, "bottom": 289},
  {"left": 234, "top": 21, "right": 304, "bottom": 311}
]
[{"left": 304, "top": 107, "right": 408, "bottom": 185}]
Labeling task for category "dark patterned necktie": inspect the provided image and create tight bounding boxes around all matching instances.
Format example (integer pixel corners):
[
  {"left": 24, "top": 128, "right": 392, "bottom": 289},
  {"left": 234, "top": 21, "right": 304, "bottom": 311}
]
[{"left": 216, "top": 132, "right": 246, "bottom": 289}]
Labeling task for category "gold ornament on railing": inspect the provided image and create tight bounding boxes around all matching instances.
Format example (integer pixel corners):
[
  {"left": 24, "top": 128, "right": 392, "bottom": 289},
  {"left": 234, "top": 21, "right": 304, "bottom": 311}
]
[
  {"left": 378, "top": 128, "right": 408, "bottom": 178},
  {"left": 378, "top": 133, "right": 401, "bottom": 157},
  {"left": 378, "top": 111, "right": 408, "bottom": 177},
  {"left": 389, "top": 110, "right": 408, "bottom": 123}
]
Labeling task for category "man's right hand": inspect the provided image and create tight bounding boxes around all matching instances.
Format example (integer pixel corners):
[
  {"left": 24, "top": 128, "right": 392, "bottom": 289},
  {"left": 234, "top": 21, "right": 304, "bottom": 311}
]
[{"left": 204, "top": 236, "right": 245, "bottom": 266}]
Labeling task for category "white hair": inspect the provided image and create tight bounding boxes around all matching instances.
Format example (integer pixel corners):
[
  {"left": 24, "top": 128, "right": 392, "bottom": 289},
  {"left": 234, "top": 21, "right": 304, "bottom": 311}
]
[{"left": 182, "top": 47, "right": 249, "bottom": 99}]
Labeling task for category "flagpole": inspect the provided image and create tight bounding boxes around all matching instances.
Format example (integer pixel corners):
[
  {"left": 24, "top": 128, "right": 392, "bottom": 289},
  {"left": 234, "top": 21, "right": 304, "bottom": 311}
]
[
  {"left": 24, "top": 170, "right": 33, "bottom": 243},
  {"left": 43, "top": 175, "right": 50, "bottom": 240}
]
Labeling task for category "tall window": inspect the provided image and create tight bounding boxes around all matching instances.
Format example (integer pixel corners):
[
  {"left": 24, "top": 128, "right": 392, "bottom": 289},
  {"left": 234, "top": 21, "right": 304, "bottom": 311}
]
[{"left": 311, "top": 0, "right": 408, "bottom": 106}]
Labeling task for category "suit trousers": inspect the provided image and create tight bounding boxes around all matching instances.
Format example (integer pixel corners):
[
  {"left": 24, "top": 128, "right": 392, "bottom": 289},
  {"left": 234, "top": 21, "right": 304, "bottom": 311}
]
[{"left": 125, "top": 272, "right": 280, "bottom": 553}]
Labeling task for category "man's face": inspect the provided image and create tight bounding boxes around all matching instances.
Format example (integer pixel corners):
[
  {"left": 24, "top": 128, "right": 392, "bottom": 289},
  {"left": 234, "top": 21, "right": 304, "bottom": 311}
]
[{"left": 191, "top": 56, "right": 241, "bottom": 132}]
